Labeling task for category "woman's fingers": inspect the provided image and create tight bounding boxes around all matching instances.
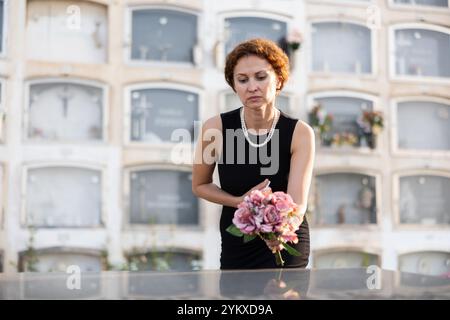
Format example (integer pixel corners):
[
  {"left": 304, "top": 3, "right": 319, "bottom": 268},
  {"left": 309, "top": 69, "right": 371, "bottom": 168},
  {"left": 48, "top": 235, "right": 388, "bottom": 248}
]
[
  {"left": 244, "top": 179, "right": 271, "bottom": 198},
  {"left": 253, "top": 179, "right": 270, "bottom": 190},
  {"left": 258, "top": 179, "right": 269, "bottom": 187}
]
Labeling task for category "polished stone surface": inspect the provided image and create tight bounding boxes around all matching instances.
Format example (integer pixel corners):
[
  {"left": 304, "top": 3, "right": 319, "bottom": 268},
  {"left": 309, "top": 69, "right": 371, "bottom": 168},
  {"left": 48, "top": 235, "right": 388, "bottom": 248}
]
[{"left": 0, "top": 268, "right": 449, "bottom": 299}]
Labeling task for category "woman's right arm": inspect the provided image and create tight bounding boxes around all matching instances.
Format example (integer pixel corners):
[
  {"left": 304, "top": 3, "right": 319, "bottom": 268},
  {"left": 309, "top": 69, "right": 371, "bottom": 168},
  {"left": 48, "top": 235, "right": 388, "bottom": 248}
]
[{"left": 192, "top": 115, "right": 242, "bottom": 208}]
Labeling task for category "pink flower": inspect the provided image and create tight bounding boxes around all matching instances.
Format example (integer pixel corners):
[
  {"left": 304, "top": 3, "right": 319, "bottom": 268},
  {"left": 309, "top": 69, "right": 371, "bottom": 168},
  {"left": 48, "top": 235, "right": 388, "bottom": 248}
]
[
  {"left": 237, "top": 200, "right": 250, "bottom": 211},
  {"left": 228, "top": 189, "right": 302, "bottom": 266},
  {"left": 260, "top": 205, "right": 281, "bottom": 233},
  {"left": 287, "top": 29, "right": 303, "bottom": 44},
  {"left": 232, "top": 207, "right": 257, "bottom": 234},
  {"left": 280, "top": 231, "right": 299, "bottom": 244},
  {"left": 287, "top": 214, "right": 303, "bottom": 230},
  {"left": 273, "top": 192, "right": 295, "bottom": 212},
  {"left": 248, "top": 190, "right": 265, "bottom": 205},
  {"left": 275, "top": 200, "right": 292, "bottom": 213},
  {"left": 274, "top": 222, "right": 289, "bottom": 234},
  {"left": 273, "top": 191, "right": 295, "bottom": 204},
  {"left": 262, "top": 193, "right": 274, "bottom": 205}
]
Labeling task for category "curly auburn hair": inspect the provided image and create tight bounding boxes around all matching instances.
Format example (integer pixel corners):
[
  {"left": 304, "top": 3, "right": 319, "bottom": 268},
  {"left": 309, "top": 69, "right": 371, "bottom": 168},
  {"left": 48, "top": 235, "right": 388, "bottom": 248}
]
[{"left": 224, "top": 38, "right": 290, "bottom": 92}]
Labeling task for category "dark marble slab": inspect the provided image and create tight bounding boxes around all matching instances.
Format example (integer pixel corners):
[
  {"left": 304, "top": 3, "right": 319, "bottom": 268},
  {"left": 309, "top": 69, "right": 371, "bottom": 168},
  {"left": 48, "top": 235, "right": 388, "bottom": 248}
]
[{"left": 0, "top": 268, "right": 449, "bottom": 300}]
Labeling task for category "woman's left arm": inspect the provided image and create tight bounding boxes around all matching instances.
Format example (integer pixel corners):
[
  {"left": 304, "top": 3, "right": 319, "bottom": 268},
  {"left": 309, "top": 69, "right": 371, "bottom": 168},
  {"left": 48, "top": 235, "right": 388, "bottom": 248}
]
[{"left": 286, "top": 120, "right": 316, "bottom": 216}]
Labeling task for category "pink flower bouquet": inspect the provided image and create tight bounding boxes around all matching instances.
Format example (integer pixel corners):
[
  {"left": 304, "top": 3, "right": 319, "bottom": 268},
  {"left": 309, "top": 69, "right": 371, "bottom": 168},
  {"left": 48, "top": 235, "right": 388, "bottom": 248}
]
[{"left": 226, "top": 189, "right": 302, "bottom": 266}]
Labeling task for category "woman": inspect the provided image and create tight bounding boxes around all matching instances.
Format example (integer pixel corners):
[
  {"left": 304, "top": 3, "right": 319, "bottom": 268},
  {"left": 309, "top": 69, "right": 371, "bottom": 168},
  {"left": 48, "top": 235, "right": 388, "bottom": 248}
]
[{"left": 192, "top": 38, "right": 315, "bottom": 269}]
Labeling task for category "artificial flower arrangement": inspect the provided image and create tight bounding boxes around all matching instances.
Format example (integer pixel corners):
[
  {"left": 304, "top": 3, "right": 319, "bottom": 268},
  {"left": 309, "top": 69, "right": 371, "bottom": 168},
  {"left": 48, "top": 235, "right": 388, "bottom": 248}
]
[
  {"left": 308, "top": 103, "right": 333, "bottom": 145},
  {"left": 331, "top": 132, "right": 359, "bottom": 147},
  {"left": 357, "top": 111, "right": 384, "bottom": 149},
  {"left": 226, "top": 188, "right": 302, "bottom": 266},
  {"left": 286, "top": 28, "right": 303, "bottom": 52}
]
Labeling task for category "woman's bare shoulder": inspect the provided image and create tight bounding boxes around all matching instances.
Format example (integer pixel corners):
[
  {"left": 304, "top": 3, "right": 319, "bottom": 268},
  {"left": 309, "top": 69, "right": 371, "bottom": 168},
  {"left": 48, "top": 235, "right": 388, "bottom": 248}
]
[
  {"left": 294, "top": 120, "right": 314, "bottom": 134},
  {"left": 291, "top": 120, "right": 315, "bottom": 153},
  {"left": 202, "top": 114, "right": 222, "bottom": 131}
]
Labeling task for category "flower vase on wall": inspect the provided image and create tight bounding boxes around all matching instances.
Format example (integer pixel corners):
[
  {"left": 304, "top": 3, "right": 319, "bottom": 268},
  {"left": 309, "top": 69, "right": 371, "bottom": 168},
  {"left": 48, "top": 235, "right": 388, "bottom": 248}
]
[
  {"left": 288, "top": 47, "right": 296, "bottom": 70},
  {"left": 285, "top": 28, "right": 303, "bottom": 70},
  {"left": 366, "top": 134, "right": 376, "bottom": 149}
]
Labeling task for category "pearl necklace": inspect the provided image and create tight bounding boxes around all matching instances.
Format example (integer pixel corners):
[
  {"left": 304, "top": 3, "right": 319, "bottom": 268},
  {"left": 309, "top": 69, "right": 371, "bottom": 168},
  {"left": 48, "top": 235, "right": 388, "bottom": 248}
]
[{"left": 240, "top": 107, "right": 280, "bottom": 148}]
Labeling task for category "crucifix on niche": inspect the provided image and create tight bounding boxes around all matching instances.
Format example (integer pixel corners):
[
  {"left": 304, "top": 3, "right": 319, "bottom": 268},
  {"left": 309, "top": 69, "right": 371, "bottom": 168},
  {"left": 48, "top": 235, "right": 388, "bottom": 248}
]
[
  {"left": 57, "top": 85, "right": 74, "bottom": 118},
  {"left": 132, "top": 92, "right": 153, "bottom": 140}
]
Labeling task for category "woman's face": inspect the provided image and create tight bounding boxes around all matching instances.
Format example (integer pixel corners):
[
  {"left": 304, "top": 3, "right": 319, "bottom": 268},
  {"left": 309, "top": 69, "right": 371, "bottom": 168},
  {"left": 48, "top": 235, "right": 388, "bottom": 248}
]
[{"left": 233, "top": 55, "right": 280, "bottom": 110}]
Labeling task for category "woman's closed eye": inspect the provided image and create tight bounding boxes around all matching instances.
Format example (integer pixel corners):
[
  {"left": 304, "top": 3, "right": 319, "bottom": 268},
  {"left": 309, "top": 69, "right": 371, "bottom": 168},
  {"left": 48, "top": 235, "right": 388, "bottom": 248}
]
[{"left": 237, "top": 75, "right": 267, "bottom": 83}]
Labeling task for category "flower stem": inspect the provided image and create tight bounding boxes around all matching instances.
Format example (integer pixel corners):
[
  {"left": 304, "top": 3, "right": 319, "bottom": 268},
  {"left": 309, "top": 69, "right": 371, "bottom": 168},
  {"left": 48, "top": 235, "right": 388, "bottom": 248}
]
[
  {"left": 275, "top": 250, "right": 284, "bottom": 267},
  {"left": 258, "top": 233, "right": 285, "bottom": 266}
]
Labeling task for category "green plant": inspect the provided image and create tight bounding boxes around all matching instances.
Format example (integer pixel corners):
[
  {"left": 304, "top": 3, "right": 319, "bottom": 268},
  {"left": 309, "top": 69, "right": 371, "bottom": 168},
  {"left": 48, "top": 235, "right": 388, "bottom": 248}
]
[
  {"left": 286, "top": 29, "right": 303, "bottom": 51},
  {"left": 309, "top": 103, "right": 333, "bottom": 144},
  {"left": 23, "top": 226, "right": 39, "bottom": 272},
  {"left": 357, "top": 111, "right": 384, "bottom": 136},
  {"left": 356, "top": 111, "right": 384, "bottom": 149}
]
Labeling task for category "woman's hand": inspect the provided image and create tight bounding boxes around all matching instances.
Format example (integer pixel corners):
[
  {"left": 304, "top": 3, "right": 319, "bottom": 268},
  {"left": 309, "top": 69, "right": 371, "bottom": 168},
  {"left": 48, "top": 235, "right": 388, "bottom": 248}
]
[{"left": 235, "top": 179, "right": 271, "bottom": 206}]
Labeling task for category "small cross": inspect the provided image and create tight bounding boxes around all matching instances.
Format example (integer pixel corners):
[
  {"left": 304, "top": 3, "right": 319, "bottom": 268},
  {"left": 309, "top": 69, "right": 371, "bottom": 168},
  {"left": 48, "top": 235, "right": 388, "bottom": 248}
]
[{"left": 57, "top": 85, "right": 74, "bottom": 118}]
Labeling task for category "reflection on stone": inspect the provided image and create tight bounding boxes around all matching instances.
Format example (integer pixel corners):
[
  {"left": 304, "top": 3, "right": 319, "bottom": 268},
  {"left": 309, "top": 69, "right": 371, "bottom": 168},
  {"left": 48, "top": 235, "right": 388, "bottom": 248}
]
[
  {"left": 219, "top": 269, "right": 310, "bottom": 300},
  {"left": 24, "top": 274, "right": 101, "bottom": 299},
  {"left": 0, "top": 268, "right": 449, "bottom": 299},
  {"left": 128, "top": 272, "right": 200, "bottom": 299}
]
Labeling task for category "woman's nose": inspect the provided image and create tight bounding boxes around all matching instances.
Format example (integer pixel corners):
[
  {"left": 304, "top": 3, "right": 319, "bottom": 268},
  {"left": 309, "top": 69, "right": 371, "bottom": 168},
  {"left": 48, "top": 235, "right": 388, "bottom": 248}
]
[{"left": 247, "top": 80, "right": 258, "bottom": 92}]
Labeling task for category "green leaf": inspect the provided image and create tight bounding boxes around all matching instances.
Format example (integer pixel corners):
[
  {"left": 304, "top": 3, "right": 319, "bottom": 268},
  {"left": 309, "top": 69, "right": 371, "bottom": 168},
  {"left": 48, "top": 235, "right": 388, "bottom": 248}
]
[
  {"left": 226, "top": 225, "right": 243, "bottom": 237},
  {"left": 282, "top": 242, "right": 301, "bottom": 256},
  {"left": 243, "top": 234, "right": 257, "bottom": 243}
]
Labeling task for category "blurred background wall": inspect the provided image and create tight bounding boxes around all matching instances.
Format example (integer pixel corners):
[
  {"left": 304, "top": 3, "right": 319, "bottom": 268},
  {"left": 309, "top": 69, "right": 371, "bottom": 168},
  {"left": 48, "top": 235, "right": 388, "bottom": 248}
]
[{"left": 0, "top": 0, "right": 449, "bottom": 276}]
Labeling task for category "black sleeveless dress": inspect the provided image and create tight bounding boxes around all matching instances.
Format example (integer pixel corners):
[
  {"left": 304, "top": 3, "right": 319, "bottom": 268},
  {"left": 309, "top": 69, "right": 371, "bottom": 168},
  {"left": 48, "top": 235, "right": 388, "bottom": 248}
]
[{"left": 217, "top": 107, "right": 310, "bottom": 270}]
